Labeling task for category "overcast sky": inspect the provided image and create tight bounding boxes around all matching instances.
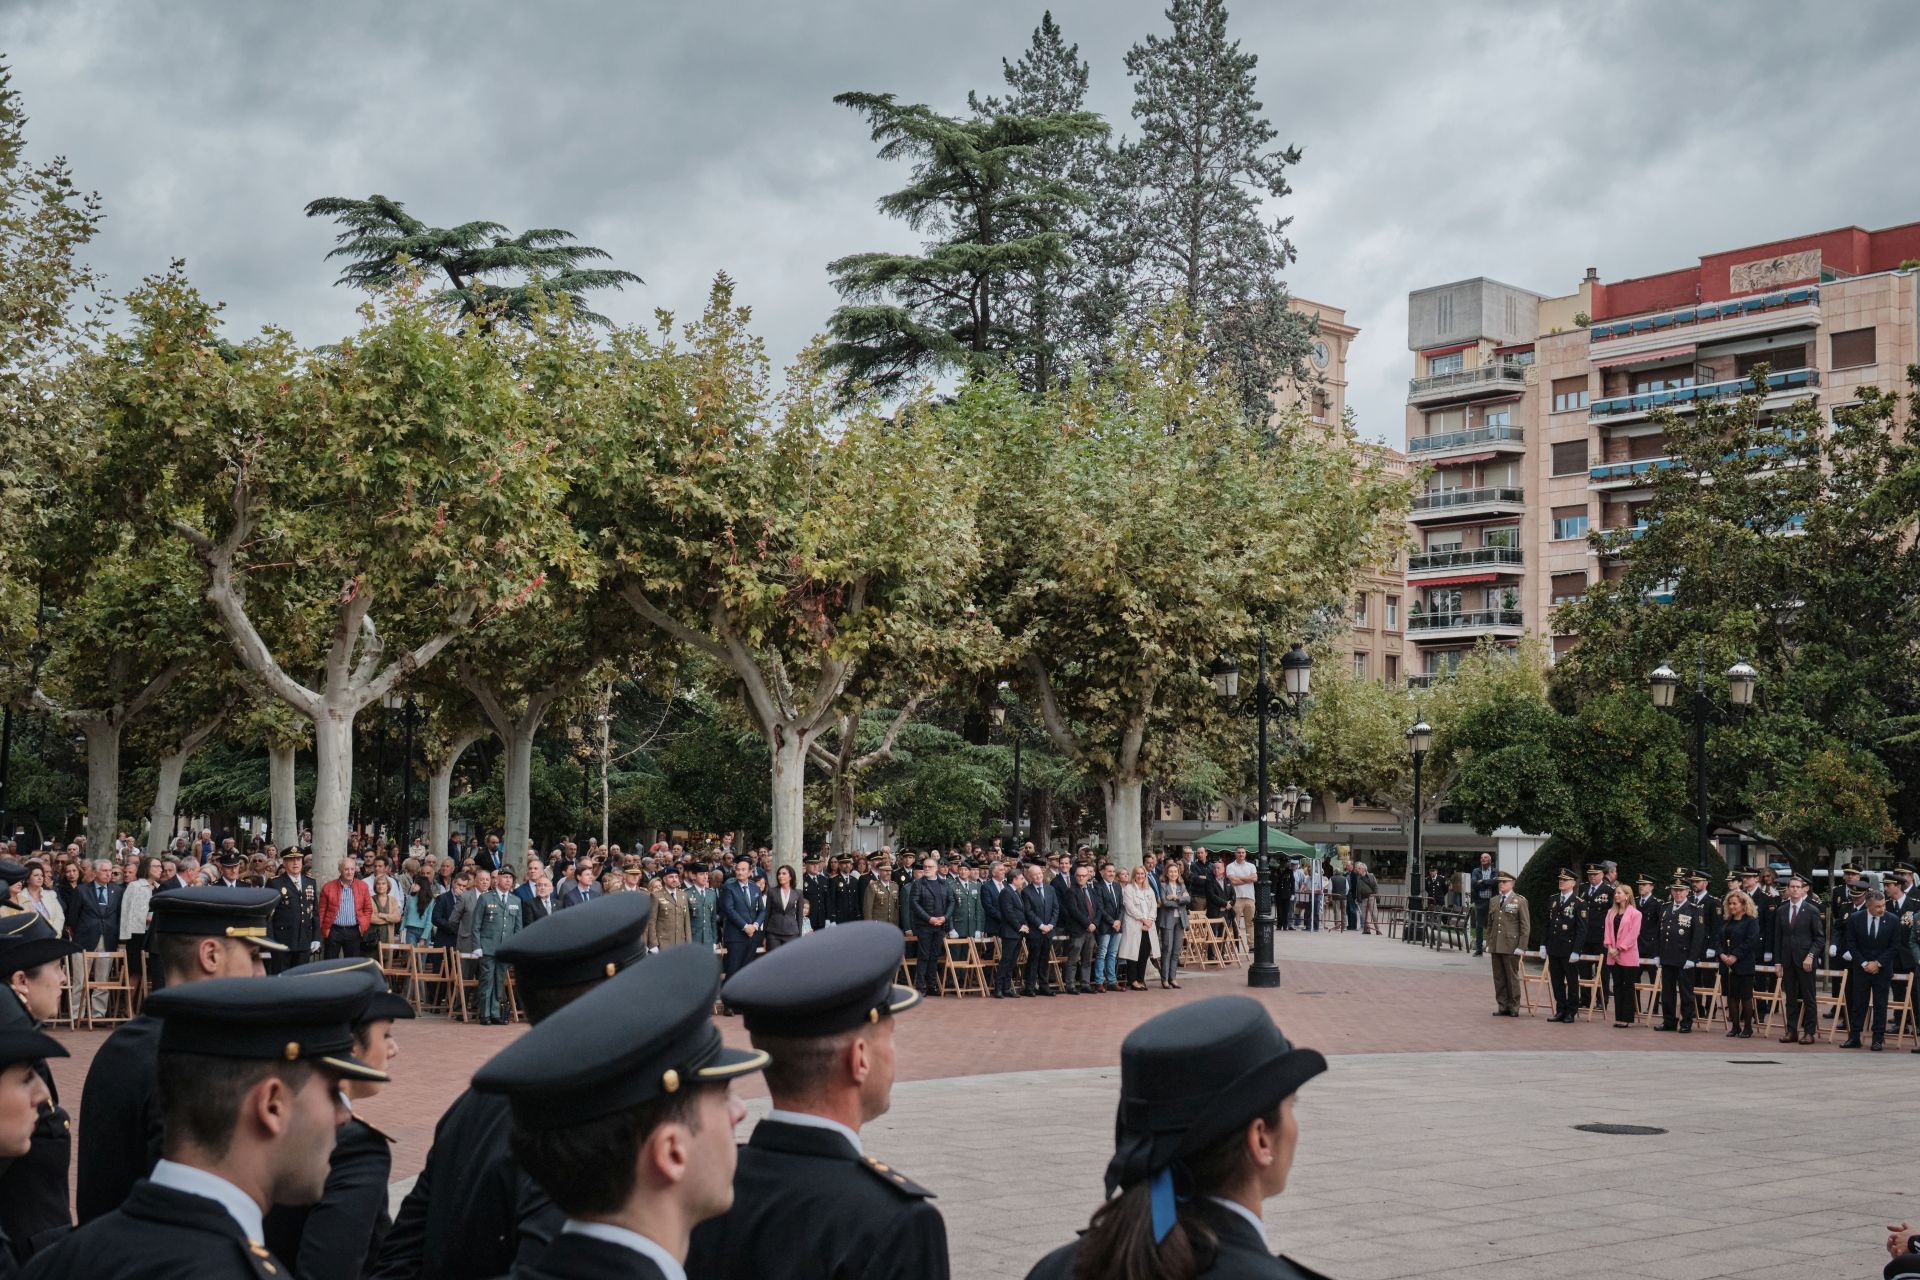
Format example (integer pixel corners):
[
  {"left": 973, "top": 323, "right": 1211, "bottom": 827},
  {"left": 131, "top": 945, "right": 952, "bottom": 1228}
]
[{"left": 6, "top": 0, "right": 1917, "bottom": 447}]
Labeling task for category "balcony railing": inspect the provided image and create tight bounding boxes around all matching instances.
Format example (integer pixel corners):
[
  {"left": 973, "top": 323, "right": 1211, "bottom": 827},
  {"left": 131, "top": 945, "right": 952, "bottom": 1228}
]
[
  {"left": 1407, "top": 608, "right": 1524, "bottom": 633},
  {"left": 1406, "top": 423, "right": 1525, "bottom": 455},
  {"left": 1589, "top": 287, "right": 1819, "bottom": 343},
  {"left": 1589, "top": 457, "right": 1678, "bottom": 484},
  {"left": 1408, "top": 546, "right": 1525, "bottom": 573},
  {"left": 1407, "top": 362, "right": 1531, "bottom": 402},
  {"left": 1589, "top": 368, "right": 1820, "bottom": 417},
  {"left": 1409, "top": 486, "right": 1524, "bottom": 513}
]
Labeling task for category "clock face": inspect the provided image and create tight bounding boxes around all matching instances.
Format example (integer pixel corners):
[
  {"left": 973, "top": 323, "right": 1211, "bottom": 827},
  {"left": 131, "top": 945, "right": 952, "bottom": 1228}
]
[{"left": 1311, "top": 340, "right": 1330, "bottom": 370}]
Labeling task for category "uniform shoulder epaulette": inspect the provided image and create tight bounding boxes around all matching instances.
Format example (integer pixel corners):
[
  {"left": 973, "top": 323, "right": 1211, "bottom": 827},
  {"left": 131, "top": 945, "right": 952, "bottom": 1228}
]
[
  {"left": 859, "top": 1155, "right": 935, "bottom": 1199},
  {"left": 243, "top": 1237, "right": 288, "bottom": 1278}
]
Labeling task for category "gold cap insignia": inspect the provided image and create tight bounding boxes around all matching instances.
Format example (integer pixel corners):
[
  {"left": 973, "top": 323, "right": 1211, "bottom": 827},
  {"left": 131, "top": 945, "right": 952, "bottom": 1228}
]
[
  {"left": 283, "top": 1042, "right": 300, "bottom": 1061},
  {"left": 661, "top": 1068, "right": 680, "bottom": 1094}
]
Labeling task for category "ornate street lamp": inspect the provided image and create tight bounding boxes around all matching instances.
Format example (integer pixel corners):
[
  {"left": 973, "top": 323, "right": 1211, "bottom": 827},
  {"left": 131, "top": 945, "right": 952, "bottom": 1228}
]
[
  {"left": 1215, "top": 636, "right": 1311, "bottom": 988},
  {"left": 1405, "top": 719, "right": 1432, "bottom": 943},
  {"left": 1649, "top": 647, "right": 1758, "bottom": 872}
]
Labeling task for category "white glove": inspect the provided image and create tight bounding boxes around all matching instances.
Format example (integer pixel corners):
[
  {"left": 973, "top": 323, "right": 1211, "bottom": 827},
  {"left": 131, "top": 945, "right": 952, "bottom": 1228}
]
[
  {"left": 467, "top": 949, "right": 482, "bottom": 959},
  {"left": 1683, "top": 961, "right": 1695, "bottom": 969},
  {"left": 309, "top": 941, "right": 321, "bottom": 953},
  {"left": 1828, "top": 944, "right": 1837, "bottom": 956},
  {"left": 1763, "top": 953, "right": 1772, "bottom": 963},
  {"left": 1538, "top": 946, "right": 1546, "bottom": 959},
  {"left": 648, "top": 946, "right": 660, "bottom": 953},
  {"left": 1842, "top": 951, "right": 1852, "bottom": 962},
  {"left": 1704, "top": 949, "right": 1716, "bottom": 959}
]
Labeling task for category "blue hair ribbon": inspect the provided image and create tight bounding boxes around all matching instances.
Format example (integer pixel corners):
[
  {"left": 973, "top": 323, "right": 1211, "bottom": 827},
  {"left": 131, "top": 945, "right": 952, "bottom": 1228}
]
[{"left": 1149, "top": 1167, "right": 1178, "bottom": 1243}]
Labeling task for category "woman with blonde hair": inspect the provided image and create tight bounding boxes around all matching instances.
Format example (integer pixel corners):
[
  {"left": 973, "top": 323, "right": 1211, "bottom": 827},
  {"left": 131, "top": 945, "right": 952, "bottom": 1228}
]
[
  {"left": 1602, "top": 883, "right": 1642, "bottom": 1028},
  {"left": 1122, "top": 865, "right": 1160, "bottom": 991},
  {"left": 1718, "top": 888, "right": 1761, "bottom": 1039}
]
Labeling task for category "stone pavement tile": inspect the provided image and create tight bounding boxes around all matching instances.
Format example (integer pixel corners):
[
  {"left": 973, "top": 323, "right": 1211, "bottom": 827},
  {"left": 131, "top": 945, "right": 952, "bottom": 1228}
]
[{"left": 1636, "top": 1244, "right": 1831, "bottom": 1280}]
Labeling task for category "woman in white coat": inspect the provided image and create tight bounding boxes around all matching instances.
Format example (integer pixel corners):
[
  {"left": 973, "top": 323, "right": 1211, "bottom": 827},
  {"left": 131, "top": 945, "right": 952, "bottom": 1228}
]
[{"left": 1121, "top": 864, "right": 1160, "bottom": 991}]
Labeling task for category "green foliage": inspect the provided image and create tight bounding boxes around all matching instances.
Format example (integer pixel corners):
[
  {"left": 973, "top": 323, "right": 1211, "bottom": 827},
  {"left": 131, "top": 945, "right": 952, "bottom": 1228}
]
[
  {"left": 1513, "top": 832, "right": 1717, "bottom": 948},
  {"left": 305, "top": 194, "right": 641, "bottom": 327},
  {"left": 821, "top": 90, "right": 1107, "bottom": 401}
]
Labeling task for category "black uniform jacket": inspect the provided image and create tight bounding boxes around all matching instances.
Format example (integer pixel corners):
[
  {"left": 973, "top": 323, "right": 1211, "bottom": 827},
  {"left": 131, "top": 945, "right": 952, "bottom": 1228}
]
[
  {"left": 1024, "top": 1199, "right": 1330, "bottom": 1280},
  {"left": 0, "top": 991, "right": 70, "bottom": 1260},
  {"left": 1543, "top": 893, "right": 1585, "bottom": 958},
  {"left": 1657, "top": 900, "right": 1708, "bottom": 967},
  {"left": 369, "top": 1087, "right": 557, "bottom": 1280},
  {"left": 263, "top": 1115, "right": 394, "bottom": 1280},
  {"left": 267, "top": 874, "right": 320, "bottom": 953},
  {"left": 501, "top": 1232, "right": 667, "bottom": 1280},
  {"left": 74, "top": 1014, "right": 163, "bottom": 1224},
  {"left": 685, "top": 1117, "right": 949, "bottom": 1280},
  {"left": 22, "top": 1179, "right": 283, "bottom": 1279}
]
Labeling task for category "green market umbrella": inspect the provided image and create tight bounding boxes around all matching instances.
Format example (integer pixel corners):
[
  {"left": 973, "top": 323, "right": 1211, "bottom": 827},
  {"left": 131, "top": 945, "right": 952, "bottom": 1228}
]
[{"left": 1191, "top": 820, "right": 1317, "bottom": 860}]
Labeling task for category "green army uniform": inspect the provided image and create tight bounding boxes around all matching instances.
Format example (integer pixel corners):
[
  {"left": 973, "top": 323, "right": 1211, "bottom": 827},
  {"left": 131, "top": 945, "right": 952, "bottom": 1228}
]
[
  {"left": 689, "top": 883, "right": 719, "bottom": 949},
  {"left": 473, "top": 886, "right": 523, "bottom": 1024},
  {"left": 951, "top": 879, "right": 984, "bottom": 938},
  {"left": 864, "top": 877, "right": 901, "bottom": 929}
]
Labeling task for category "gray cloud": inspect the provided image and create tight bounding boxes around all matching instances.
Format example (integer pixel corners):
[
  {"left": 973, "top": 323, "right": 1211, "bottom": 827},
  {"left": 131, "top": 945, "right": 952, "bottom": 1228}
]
[{"left": 6, "top": 0, "right": 1916, "bottom": 446}]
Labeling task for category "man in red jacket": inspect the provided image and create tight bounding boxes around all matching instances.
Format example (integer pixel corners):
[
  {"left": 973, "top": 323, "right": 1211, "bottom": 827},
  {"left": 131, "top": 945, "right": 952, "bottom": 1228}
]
[{"left": 319, "top": 856, "right": 375, "bottom": 959}]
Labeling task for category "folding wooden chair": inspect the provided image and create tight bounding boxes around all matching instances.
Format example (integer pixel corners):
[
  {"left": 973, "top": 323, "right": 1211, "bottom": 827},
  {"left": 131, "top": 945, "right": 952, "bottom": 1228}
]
[
  {"left": 505, "top": 968, "right": 524, "bottom": 1023},
  {"left": 1814, "top": 968, "right": 1850, "bottom": 1042},
  {"left": 942, "top": 938, "right": 989, "bottom": 997},
  {"left": 1751, "top": 965, "right": 1785, "bottom": 1033},
  {"left": 410, "top": 946, "right": 456, "bottom": 1016},
  {"left": 1519, "top": 955, "right": 1553, "bottom": 1017},
  {"left": 1634, "top": 962, "right": 1661, "bottom": 1021},
  {"left": 86, "top": 949, "right": 138, "bottom": 1029},
  {"left": 378, "top": 942, "right": 415, "bottom": 1003},
  {"left": 1575, "top": 960, "right": 1609, "bottom": 1021},
  {"left": 449, "top": 948, "right": 477, "bottom": 1023},
  {"left": 1689, "top": 967, "right": 1724, "bottom": 1027},
  {"left": 1888, "top": 973, "right": 1915, "bottom": 1047}
]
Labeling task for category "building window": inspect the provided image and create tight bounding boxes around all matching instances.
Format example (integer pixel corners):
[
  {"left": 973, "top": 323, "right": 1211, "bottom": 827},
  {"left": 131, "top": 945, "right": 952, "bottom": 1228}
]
[
  {"left": 1385, "top": 654, "right": 1399, "bottom": 683},
  {"left": 1632, "top": 369, "right": 1694, "bottom": 394},
  {"left": 1311, "top": 390, "right": 1330, "bottom": 420},
  {"left": 1353, "top": 651, "right": 1368, "bottom": 678},
  {"left": 1483, "top": 525, "right": 1518, "bottom": 549},
  {"left": 1736, "top": 344, "right": 1808, "bottom": 377},
  {"left": 1426, "top": 408, "right": 1464, "bottom": 436},
  {"left": 1551, "top": 571, "right": 1588, "bottom": 605},
  {"left": 1831, "top": 327, "right": 1876, "bottom": 370},
  {"left": 1483, "top": 407, "right": 1512, "bottom": 428},
  {"left": 1503, "top": 348, "right": 1536, "bottom": 367},
  {"left": 1352, "top": 593, "right": 1369, "bottom": 624},
  {"left": 1429, "top": 351, "right": 1464, "bottom": 376},
  {"left": 1552, "top": 376, "right": 1589, "bottom": 413},
  {"left": 1552, "top": 506, "right": 1589, "bottom": 541},
  {"left": 1385, "top": 596, "right": 1399, "bottom": 629},
  {"left": 1551, "top": 440, "right": 1589, "bottom": 476}
]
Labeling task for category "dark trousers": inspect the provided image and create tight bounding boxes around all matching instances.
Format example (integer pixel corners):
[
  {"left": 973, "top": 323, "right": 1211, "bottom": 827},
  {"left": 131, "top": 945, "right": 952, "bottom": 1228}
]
[
  {"left": 1132, "top": 934, "right": 1153, "bottom": 985},
  {"left": 1065, "top": 931, "right": 1095, "bottom": 989},
  {"left": 324, "top": 926, "right": 363, "bottom": 960},
  {"left": 1277, "top": 894, "right": 1292, "bottom": 930},
  {"left": 1609, "top": 964, "right": 1637, "bottom": 1023},
  {"left": 1547, "top": 953, "right": 1577, "bottom": 1014},
  {"left": 1471, "top": 901, "right": 1490, "bottom": 952},
  {"left": 723, "top": 933, "right": 756, "bottom": 979},
  {"left": 1026, "top": 929, "right": 1055, "bottom": 992},
  {"left": 914, "top": 928, "right": 944, "bottom": 993},
  {"left": 1848, "top": 966, "right": 1891, "bottom": 1041},
  {"left": 995, "top": 935, "right": 1022, "bottom": 993},
  {"left": 1660, "top": 964, "right": 1694, "bottom": 1027},
  {"left": 1781, "top": 960, "right": 1818, "bottom": 1034}
]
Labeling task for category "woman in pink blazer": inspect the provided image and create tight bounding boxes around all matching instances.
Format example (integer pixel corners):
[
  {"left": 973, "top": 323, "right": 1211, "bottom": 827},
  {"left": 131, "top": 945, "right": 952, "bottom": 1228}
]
[{"left": 1602, "top": 884, "right": 1642, "bottom": 1027}]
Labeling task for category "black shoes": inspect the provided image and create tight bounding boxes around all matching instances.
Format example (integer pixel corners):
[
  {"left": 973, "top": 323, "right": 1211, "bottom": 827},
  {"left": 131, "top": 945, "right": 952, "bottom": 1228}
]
[
  {"left": 1841, "top": 1038, "right": 1863, "bottom": 1048},
  {"left": 1871, "top": 1040, "right": 1885, "bottom": 1052}
]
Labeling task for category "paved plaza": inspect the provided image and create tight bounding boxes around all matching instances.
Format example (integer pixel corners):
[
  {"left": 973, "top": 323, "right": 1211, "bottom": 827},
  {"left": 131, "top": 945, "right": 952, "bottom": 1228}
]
[{"left": 44, "top": 930, "right": 1912, "bottom": 1279}]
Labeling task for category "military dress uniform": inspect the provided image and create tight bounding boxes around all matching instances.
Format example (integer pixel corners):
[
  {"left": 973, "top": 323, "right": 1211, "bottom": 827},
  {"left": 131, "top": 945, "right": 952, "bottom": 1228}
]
[
  {"left": 688, "top": 877, "right": 719, "bottom": 950},
  {"left": 1484, "top": 875, "right": 1529, "bottom": 1016},
  {"left": 864, "top": 875, "right": 901, "bottom": 930},
  {"left": 1577, "top": 868, "right": 1612, "bottom": 1009},
  {"left": 803, "top": 863, "right": 832, "bottom": 933},
  {"left": 0, "top": 917, "right": 79, "bottom": 1264},
  {"left": 950, "top": 877, "right": 984, "bottom": 939},
  {"left": 73, "top": 888, "right": 287, "bottom": 1224},
  {"left": 830, "top": 871, "right": 862, "bottom": 926},
  {"left": 1656, "top": 883, "right": 1708, "bottom": 1031},
  {"left": 28, "top": 971, "right": 390, "bottom": 1280},
  {"left": 1633, "top": 880, "right": 1664, "bottom": 1019},
  {"left": 649, "top": 883, "right": 692, "bottom": 949},
  {"left": 686, "top": 923, "right": 947, "bottom": 1280},
  {"left": 473, "top": 886, "right": 523, "bottom": 1024},
  {"left": 266, "top": 861, "right": 319, "bottom": 972},
  {"left": 1541, "top": 874, "right": 1586, "bottom": 1022},
  {"left": 371, "top": 894, "right": 654, "bottom": 1280}
]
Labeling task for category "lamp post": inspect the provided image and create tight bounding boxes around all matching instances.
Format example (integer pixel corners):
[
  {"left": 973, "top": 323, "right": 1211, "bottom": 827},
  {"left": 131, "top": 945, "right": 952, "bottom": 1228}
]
[
  {"left": 1404, "top": 719, "right": 1431, "bottom": 945},
  {"left": 992, "top": 683, "right": 1033, "bottom": 853},
  {"left": 1649, "top": 645, "right": 1757, "bottom": 871},
  {"left": 377, "top": 692, "right": 404, "bottom": 849},
  {"left": 1213, "top": 634, "right": 1312, "bottom": 989}
]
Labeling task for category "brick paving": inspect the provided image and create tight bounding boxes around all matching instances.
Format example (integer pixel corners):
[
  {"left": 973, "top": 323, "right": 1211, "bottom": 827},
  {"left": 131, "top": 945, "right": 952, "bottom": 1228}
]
[{"left": 40, "top": 930, "right": 1904, "bottom": 1279}]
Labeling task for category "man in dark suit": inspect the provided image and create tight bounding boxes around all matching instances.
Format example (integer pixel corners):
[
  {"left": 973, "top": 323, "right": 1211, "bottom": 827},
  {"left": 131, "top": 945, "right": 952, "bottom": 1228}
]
[
  {"left": 1092, "top": 860, "right": 1126, "bottom": 990},
  {"left": 521, "top": 876, "right": 555, "bottom": 924},
  {"left": 718, "top": 855, "right": 766, "bottom": 980},
  {"left": 265, "top": 847, "right": 318, "bottom": 973},
  {"left": 554, "top": 862, "right": 599, "bottom": 910},
  {"left": 1057, "top": 863, "right": 1098, "bottom": 994},
  {"left": 1469, "top": 852, "right": 1498, "bottom": 956},
  {"left": 1633, "top": 873, "right": 1663, "bottom": 1020},
  {"left": 1842, "top": 889, "right": 1899, "bottom": 1050},
  {"left": 1541, "top": 868, "right": 1586, "bottom": 1023},
  {"left": 981, "top": 862, "right": 1024, "bottom": 999},
  {"left": 1018, "top": 862, "right": 1059, "bottom": 997},
  {"left": 1655, "top": 876, "right": 1706, "bottom": 1033},
  {"left": 907, "top": 854, "right": 952, "bottom": 998},
  {"left": 72, "top": 863, "right": 122, "bottom": 1020},
  {"left": 1772, "top": 872, "right": 1825, "bottom": 1044}
]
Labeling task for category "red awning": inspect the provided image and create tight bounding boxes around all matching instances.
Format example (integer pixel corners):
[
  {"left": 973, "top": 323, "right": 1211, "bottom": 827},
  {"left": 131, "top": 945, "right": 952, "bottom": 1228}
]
[
  {"left": 1412, "top": 572, "right": 1499, "bottom": 587},
  {"left": 1592, "top": 342, "right": 1696, "bottom": 370},
  {"left": 1430, "top": 451, "right": 1497, "bottom": 466},
  {"left": 1420, "top": 340, "right": 1473, "bottom": 359}
]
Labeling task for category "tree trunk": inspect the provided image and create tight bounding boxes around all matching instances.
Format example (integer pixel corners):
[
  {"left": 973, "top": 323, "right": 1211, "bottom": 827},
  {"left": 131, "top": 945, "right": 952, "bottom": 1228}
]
[
  {"left": 1103, "top": 776, "right": 1145, "bottom": 868},
  {"left": 1035, "top": 788, "right": 1054, "bottom": 855},
  {"left": 769, "top": 728, "right": 810, "bottom": 870},
  {"left": 310, "top": 711, "right": 355, "bottom": 882},
  {"left": 831, "top": 774, "right": 857, "bottom": 859},
  {"left": 148, "top": 750, "right": 187, "bottom": 856},
  {"left": 82, "top": 720, "right": 121, "bottom": 852},
  {"left": 426, "top": 732, "right": 484, "bottom": 872},
  {"left": 269, "top": 746, "right": 299, "bottom": 848},
  {"left": 502, "top": 725, "right": 536, "bottom": 874}
]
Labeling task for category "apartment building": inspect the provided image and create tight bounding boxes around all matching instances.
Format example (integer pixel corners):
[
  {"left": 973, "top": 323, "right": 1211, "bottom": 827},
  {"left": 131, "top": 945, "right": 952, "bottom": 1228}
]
[{"left": 1404, "top": 222, "right": 1920, "bottom": 678}]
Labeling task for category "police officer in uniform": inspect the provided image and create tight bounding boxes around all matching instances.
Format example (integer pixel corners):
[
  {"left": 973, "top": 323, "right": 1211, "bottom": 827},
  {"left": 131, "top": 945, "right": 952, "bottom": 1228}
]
[
  {"left": 1540, "top": 869, "right": 1585, "bottom": 1023},
  {"left": 0, "top": 916, "right": 79, "bottom": 1264},
  {"left": 803, "top": 855, "right": 832, "bottom": 934},
  {"left": 26, "top": 971, "right": 389, "bottom": 1280},
  {"left": 1656, "top": 876, "right": 1707, "bottom": 1032},
  {"left": 1633, "top": 874, "right": 1663, "bottom": 1020},
  {"left": 686, "top": 922, "right": 949, "bottom": 1280},
  {"left": 472, "top": 869, "right": 523, "bottom": 1025},
  {"left": 1687, "top": 868, "right": 1723, "bottom": 970},
  {"left": 263, "top": 958, "right": 414, "bottom": 1279},
  {"left": 74, "top": 887, "right": 287, "bottom": 1223},
  {"left": 370, "top": 893, "right": 653, "bottom": 1280},
  {"left": 473, "top": 945, "right": 765, "bottom": 1280},
  {"left": 0, "top": 1024, "right": 67, "bottom": 1277},
  {"left": 266, "top": 847, "right": 319, "bottom": 972},
  {"left": 1577, "top": 864, "right": 1610, "bottom": 1010},
  {"left": 1025, "top": 997, "right": 1330, "bottom": 1280}
]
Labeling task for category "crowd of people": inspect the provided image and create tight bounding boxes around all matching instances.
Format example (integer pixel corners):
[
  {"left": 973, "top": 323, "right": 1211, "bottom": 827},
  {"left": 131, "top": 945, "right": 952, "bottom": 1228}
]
[{"left": 1479, "top": 858, "right": 1920, "bottom": 1051}]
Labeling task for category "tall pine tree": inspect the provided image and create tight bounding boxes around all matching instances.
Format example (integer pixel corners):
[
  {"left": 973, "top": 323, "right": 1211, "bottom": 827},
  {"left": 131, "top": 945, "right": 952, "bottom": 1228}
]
[
  {"left": 969, "top": 13, "right": 1107, "bottom": 392},
  {"left": 1105, "top": 0, "right": 1310, "bottom": 419},
  {"left": 821, "top": 90, "right": 1106, "bottom": 403}
]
